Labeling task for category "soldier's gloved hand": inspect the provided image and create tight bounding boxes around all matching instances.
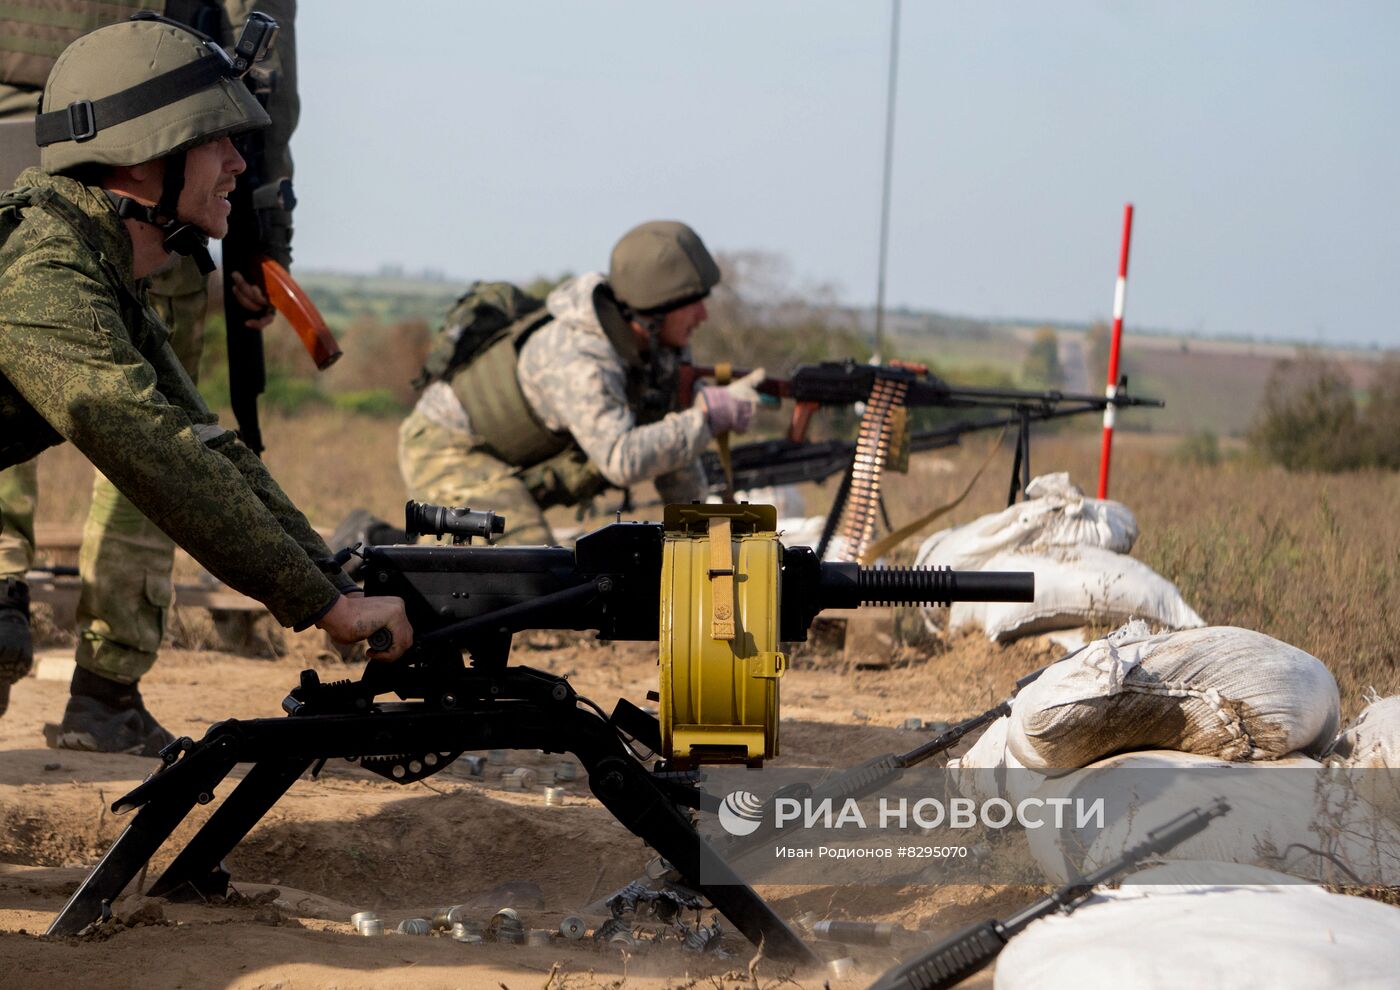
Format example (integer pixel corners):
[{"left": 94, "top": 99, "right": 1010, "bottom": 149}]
[
  {"left": 314, "top": 593, "right": 414, "bottom": 662},
  {"left": 697, "top": 368, "right": 766, "bottom": 436}
]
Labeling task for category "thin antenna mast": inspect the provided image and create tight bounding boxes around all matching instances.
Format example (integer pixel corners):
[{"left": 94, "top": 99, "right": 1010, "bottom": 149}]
[{"left": 872, "top": 0, "right": 901, "bottom": 364}]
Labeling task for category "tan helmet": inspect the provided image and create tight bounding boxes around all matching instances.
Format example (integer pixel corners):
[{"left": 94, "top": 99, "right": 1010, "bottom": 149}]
[
  {"left": 35, "top": 14, "right": 270, "bottom": 175},
  {"left": 609, "top": 220, "right": 721, "bottom": 314}
]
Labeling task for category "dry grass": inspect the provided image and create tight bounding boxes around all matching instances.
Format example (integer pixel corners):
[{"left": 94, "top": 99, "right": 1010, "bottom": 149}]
[
  {"left": 884, "top": 429, "right": 1400, "bottom": 717},
  {"left": 29, "top": 415, "right": 1400, "bottom": 716}
]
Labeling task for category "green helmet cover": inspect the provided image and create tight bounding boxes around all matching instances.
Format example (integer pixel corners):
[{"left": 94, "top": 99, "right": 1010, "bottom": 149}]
[
  {"left": 38, "top": 17, "right": 269, "bottom": 175},
  {"left": 609, "top": 220, "right": 721, "bottom": 314}
]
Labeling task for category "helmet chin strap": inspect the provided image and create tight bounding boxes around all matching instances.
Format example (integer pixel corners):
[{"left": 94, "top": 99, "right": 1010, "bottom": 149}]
[{"left": 108, "top": 149, "right": 216, "bottom": 276}]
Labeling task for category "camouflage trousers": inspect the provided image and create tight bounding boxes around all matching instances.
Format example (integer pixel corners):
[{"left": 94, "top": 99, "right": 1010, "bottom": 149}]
[
  {"left": 397, "top": 408, "right": 553, "bottom": 546},
  {"left": 0, "top": 258, "right": 208, "bottom": 684}
]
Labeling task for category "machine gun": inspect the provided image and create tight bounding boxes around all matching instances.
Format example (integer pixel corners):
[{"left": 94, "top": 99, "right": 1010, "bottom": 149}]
[
  {"left": 868, "top": 798, "right": 1232, "bottom": 990},
  {"left": 47, "top": 502, "right": 1033, "bottom": 965},
  {"left": 684, "top": 360, "right": 1162, "bottom": 561}
]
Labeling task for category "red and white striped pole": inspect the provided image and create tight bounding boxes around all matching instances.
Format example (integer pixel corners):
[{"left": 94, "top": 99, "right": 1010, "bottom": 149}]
[{"left": 1096, "top": 203, "right": 1134, "bottom": 499}]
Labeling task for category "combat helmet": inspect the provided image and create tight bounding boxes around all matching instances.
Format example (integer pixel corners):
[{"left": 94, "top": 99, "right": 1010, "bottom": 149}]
[
  {"left": 609, "top": 220, "right": 721, "bottom": 314},
  {"left": 33, "top": 12, "right": 276, "bottom": 270}
]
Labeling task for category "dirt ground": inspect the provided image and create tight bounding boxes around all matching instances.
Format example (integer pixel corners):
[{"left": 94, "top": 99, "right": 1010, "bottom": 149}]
[{"left": 0, "top": 609, "right": 1062, "bottom": 990}]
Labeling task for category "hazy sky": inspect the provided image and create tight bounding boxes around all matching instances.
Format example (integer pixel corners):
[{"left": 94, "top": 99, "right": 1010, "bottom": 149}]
[{"left": 291, "top": 2, "right": 1398, "bottom": 347}]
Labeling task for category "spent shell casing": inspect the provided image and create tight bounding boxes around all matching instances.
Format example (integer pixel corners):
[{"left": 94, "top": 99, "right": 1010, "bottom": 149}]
[
  {"left": 526, "top": 928, "right": 552, "bottom": 946},
  {"left": 813, "top": 920, "right": 900, "bottom": 945},
  {"left": 350, "top": 910, "right": 378, "bottom": 928},
  {"left": 559, "top": 915, "right": 587, "bottom": 939},
  {"left": 543, "top": 786, "right": 566, "bottom": 806},
  {"left": 451, "top": 920, "right": 483, "bottom": 940},
  {"left": 358, "top": 918, "right": 384, "bottom": 937},
  {"left": 827, "top": 957, "right": 855, "bottom": 979},
  {"left": 396, "top": 918, "right": 432, "bottom": 936}
]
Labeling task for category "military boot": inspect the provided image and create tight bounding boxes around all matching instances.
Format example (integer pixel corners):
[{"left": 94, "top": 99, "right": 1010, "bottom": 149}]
[
  {"left": 44, "top": 666, "right": 175, "bottom": 757},
  {"left": 0, "top": 578, "right": 33, "bottom": 718}
]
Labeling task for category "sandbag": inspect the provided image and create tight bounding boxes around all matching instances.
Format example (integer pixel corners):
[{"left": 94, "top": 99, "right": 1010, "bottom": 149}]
[
  {"left": 1329, "top": 694, "right": 1400, "bottom": 769},
  {"left": 946, "top": 714, "right": 1043, "bottom": 806},
  {"left": 775, "top": 516, "right": 859, "bottom": 562},
  {"left": 1023, "top": 750, "right": 1400, "bottom": 886},
  {"left": 735, "top": 485, "right": 807, "bottom": 518},
  {"left": 1326, "top": 694, "right": 1400, "bottom": 816},
  {"left": 1006, "top": 623, "right": 1340, "bottom": 769},
  {"left": 916, "top": 472, "right": 1138, "bottom": 572},
  {"left": 994, "top": 871, "right": 1400, "bottom": 990},
  {"left": 948, "top": 547, "right": 1205, "bottom": 642}
]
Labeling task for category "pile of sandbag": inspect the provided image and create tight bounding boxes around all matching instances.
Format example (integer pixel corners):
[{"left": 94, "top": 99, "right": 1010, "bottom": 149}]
[
  {"left": 993, "top": 864, "right": 1400, "bottom": 989},
  {"left": 947, "top": 621, "right": 1400, "bottom": 884},
  {"left": 916, "top": 472, "right": 1204, "bottom": 641}
]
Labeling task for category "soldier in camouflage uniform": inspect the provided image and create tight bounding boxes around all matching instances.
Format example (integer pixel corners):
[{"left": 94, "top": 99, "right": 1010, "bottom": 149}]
[
  {"left": 0, "top": 15, "right": 412, "bottom": 752},
  {"left": 0, "top": 2, "right": 299, "bottom": 747},
  {"left": 398, "top": 221, "right": 764, "bottom": 545}
]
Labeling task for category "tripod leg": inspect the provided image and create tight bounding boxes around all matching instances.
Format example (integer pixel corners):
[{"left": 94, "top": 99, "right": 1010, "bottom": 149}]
[
  {"left": 585, "top": 753, "right": 818, "bottom": 967},
  {"left": 45, "top": 767, "right": 221, "bottom": 935},
  {"left": 148, "top": 756, "right": 312, "bottom": 900}
]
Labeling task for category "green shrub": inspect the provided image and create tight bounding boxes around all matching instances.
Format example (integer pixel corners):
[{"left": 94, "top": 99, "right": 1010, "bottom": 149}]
[
  {"left": 262, "top": 375, "right": 330, "bottom": 413},
  {"left": 1174, "top": 429, "right": 1221, "bottom": 466},
  {"left": 1247, "top": 352, "right": 1363, "bottom": 471},
  {"left": 1021, "top": 327, "right": 1064, "bottom": 388},
  {"left": 331, "top": 388, "right": 406, "bottom": 418}
]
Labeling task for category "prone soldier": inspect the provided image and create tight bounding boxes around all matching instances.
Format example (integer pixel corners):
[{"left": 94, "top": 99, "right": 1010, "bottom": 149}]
[
  {"left": 397, "top": 221, "right": 765, "bottom": 546},
  {"left": 0, "top": 15, "right": 412, "bottom": 741}
]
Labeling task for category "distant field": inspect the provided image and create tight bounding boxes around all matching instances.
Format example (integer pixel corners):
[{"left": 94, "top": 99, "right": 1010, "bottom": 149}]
[
  {"left": 269, "top": 269, "right": 1396, "bottom": 440},
  {"left": 31, "top": 413, "right": 1398, "bottom": 715},
  {"left": 1120, "top": 335, "right": 1386, "bottom": 436}
]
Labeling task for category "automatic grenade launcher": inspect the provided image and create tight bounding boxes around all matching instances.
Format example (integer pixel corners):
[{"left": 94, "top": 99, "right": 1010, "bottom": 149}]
[
  {"left": 361, "top": 501, "right": 1035, "bottom": 769},
  {"left": 47, "top": 500, "right": 1033, "bottom": 961}
]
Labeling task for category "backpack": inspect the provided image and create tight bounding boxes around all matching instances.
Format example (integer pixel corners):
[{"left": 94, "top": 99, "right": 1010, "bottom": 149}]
[{"left": 411, "top": 280, "right": 546, "bottom": 390}]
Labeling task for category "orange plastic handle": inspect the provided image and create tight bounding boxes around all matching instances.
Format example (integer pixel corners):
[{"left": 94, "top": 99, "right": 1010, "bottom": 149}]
[{"left": 260, "top": 257, "right": 342, "bottom": 370}]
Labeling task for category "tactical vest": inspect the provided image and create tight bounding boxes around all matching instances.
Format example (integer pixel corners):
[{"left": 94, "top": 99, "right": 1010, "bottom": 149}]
[
  {"left": 0, "top": 184, "right": 152, "bottom": 469},
  {"left": 446, "top": 281, "right": 681, "bottom": 473},
  {"left": 0, "top": 1, "right": 224, "bottom": 90}
]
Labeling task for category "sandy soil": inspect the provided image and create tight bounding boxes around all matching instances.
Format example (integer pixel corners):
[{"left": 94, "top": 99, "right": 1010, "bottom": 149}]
[{"left": 0, "top": 616, "right": 1059, "bottom": 990}]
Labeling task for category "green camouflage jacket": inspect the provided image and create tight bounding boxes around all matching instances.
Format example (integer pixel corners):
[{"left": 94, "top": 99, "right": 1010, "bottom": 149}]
[{"left": 0, "top": 169, "right": 345, "bottom": 627}]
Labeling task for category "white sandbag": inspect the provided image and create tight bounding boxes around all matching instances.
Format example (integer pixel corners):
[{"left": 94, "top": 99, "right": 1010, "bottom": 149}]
[
  {"left": 948, "top": 547, "right": 1205, "bottom": 642},
  {"left": 775, "top": 516, "right": 860, "bottom": 562},
  {"left": 776, "top": 515, "right": 825, "bottom": 549},
  {"left": 733, "top": 484, "right": 807, "bottom": 518},
  {"left": 1023, "top": 750, "right": 1400, "bottom": 886},
  {"left": 994, "top": 874, "right": 1400, "bottom": 990},
  {"left": 1326, "top": 694, "right": 1400, "bottom": 816},
  {"left": 946, "top": 714, "right": 1044, "bottom": 806},
  {"left": 1329, "top": 694, "right": 1400, "bottom": 769},
  {"left": 916, "top": 472, "right": 1138, "bottom": 572},
  {"left": 1006, "top": 623, "right": 1340, "bottom": 769}
]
